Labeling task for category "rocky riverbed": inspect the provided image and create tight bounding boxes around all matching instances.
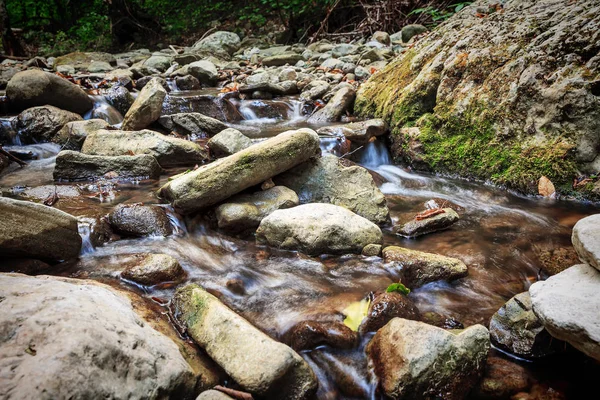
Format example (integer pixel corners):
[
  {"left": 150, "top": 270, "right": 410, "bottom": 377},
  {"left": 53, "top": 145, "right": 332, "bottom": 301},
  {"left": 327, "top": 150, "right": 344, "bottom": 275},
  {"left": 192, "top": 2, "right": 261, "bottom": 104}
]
[{"left": 1, "top": 2, "right": 600, "bottom": 399}]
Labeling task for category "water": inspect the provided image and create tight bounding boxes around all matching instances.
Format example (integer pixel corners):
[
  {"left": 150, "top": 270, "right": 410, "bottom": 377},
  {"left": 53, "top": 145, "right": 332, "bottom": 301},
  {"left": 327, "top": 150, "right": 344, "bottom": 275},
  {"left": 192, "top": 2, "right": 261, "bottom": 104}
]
[
  {"left": 85, "top": 95, "right": 124, "bottom": 125},
  {"left": 1, "top": 92, "right": 597, "bottom": 399}
]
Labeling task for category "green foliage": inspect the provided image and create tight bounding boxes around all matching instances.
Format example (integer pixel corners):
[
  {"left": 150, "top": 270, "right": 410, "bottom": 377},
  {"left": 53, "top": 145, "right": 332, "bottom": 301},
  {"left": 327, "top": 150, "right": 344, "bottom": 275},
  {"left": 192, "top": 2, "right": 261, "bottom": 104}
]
[
  {"left": 386, "top": 282, "right": 411, "bottom": 295},
  {"left": 408, "top": 2, "right": 472, "bottom": 24}
]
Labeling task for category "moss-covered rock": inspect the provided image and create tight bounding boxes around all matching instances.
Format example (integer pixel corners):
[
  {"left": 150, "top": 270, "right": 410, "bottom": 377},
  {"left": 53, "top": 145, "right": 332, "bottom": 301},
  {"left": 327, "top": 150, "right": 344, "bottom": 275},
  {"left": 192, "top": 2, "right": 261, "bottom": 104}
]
[{"left": 356, "top": 0, "right": 600, "bottom": 198}]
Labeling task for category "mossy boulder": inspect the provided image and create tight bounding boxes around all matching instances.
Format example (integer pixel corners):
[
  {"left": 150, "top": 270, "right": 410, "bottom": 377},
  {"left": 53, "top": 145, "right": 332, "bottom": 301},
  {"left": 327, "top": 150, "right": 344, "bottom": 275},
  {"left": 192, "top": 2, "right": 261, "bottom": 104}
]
[{"left": 355, "top": 0, "right": 600, "bottom": 199}]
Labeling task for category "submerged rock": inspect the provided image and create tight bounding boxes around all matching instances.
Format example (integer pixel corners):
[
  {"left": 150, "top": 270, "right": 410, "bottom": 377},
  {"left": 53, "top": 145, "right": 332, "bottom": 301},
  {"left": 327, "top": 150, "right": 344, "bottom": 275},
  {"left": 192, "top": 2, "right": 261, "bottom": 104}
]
[
  {"left": 208, "top": 128, "right": 252, "bottom": 157},
  {"left": 121, "top": 253, "right": 185, "bottom": 285},
  {"left": 275, "top": 154, "right": 389, "bottom": 225},
  {"left": 6, "top": 69, "right": 93, "bottom": 114},
  {"left": 256, "top": 203, "right": 383, "bottom": 256},
  {"left": 54, "top": 150, "right": 161, "bottom": 181},
  {"left": 159, "top": 128, "right": 320, "bottom": 214},
  {"left": 16, "top": 105, "right": 82, "bottom": 144},
  {"left": 529, "top": 264, "right": 600, "bottom": 361},
  {"left": 394, "top": 208, "right": 460, "bottom": 237},
  {"left": 308, "top": 85, "right": 356, "bottom": 123},
  {"left": 367, "top": 318, "right": 489, "bottom": 400},
  {"left": 216, "top": 186, "right": 299, "bottom": 232},
  {"left": 0, "top": 197, "right": 81, "bottom": 261},
  {"left": 52, "top": 119, "right": 110, "bottom": 150},
  {"left": 572, "top": 214, "right": 600, "bottom": 271},
  {"left": 0, "top": 274, "right": 211, "bottom": 399},
  {"left": 173, "top": 284, "right": 317, "bottom": 399},
  {"left": 108, "top": 203, "right": 172, "bottom": 237},
  {"left": 382, "top": 246, "right": 468, "bottom": 288},
  {"left": 284, "top": 320, "right": 357, "bottom": 351},
  {"left": 359, "top": 291, "right": 421, "bottom": 334},
  {"left": 82, "top": 129, "right": 208, "bottom": 167},
  {"left": 122, "top": 77, "right": 167, "bottom": 130},
  {"left": 473, "top": 355, "right": 531, "bottom": 400},
  {"left": 489, "top": 292, "right": 557, "bottom": 358}
]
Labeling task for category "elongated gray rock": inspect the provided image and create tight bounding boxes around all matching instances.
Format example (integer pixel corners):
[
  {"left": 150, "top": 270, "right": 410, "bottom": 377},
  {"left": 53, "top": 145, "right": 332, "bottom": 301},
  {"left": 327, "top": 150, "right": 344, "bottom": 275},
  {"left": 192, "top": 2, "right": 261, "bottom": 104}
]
[
  {"left": 52, "top": 119, "right": 110, "bottom": 150},
  {"left": 256, "top": 203, "right": 383, "bottom": 256},
  {"left": 6, "top": 70, "right": 93, "bottom": 114},
  {"left": 0, "top": 197, "right": 81, "bottom": 261},
  {"left": 122, "top": 77, "right": 167, "bottom": 130},
  {"left": 173, "top": 284, "right": 317, "bottom": 399},
  {"left": 158, "top": 112, "right": 228, "bottom": 137},
  {"left": 367, "top": 318, "right": 489, "bottom": 400},
  {"left": 572, "top": 214, "right": 600, "bottom": 271},
  {"left": 0, "top": 274, "right": 214, "bottom": 399},
  {"left": 54, "top": 150, "right": 161, "bottom": 181},
  {"left": 159, "top": 128, "right": 320, "bottom": 214},
  {"left": 275, "top": 154, "right": 389, "bottom": 225},
  {"left": 307, "top": 85, "right": 356, "bottom": 123},
  {"left": 394, "top": 208, "right": 460, "bottom": 238},
  {"left": 82, "top": 129, "right": 208, "bottom": 167},
  {"left": 529, "top": 264, "right": 600, "bottom": 361},
  {"left": 216, "top": 186, "right": 299, "bottom": 232},
  {"left": 382, "top": 246, "right": 468, "bottom": 288},
  {"left": 316, "top": 119, "right": 388, "bottom": 145}
]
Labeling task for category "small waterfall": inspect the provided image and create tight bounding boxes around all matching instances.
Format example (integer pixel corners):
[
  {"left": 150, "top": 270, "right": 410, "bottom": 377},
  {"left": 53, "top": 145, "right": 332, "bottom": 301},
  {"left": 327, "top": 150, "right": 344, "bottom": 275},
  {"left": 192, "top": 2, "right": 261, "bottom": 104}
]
[
  {"left": 355, "top": 139, "right": 392, "bottom": 169},
  {"left": 167, "top": 80, "right": 179, "bottom": 92},
  {"left": 0, "top": 117, "right": 19, "bottom": 145},
  {"left": 85, "top": 95, "right": 124, "bottom": 125},
  {"left": 77, "top": 217, "right": 96, "bottom": 255}
]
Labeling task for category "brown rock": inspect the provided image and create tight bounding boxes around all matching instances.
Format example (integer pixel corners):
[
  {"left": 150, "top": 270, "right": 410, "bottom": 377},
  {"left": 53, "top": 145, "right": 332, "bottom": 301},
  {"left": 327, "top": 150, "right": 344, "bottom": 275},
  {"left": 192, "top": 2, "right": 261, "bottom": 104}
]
[
  {"left": 284, "top": 320, "right": 358, "bottom": 351},
  {"left": 359, "top": 292, "right": 420, "bottom": 333}
]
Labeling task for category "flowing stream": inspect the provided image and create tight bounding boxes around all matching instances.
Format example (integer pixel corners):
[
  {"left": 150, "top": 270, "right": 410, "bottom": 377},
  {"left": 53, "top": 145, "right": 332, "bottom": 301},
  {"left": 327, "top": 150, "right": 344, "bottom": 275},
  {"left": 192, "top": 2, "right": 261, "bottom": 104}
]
[{"left": 1, "top": 91, "right": 598, "bottom": 399}]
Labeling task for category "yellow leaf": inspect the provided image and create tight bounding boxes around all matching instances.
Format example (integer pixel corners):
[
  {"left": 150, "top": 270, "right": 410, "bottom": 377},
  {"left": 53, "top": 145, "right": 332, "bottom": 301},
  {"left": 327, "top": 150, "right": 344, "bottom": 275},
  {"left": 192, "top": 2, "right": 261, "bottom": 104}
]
[{"left": 342, "top": 298, "right": 371, "bottom": 332}]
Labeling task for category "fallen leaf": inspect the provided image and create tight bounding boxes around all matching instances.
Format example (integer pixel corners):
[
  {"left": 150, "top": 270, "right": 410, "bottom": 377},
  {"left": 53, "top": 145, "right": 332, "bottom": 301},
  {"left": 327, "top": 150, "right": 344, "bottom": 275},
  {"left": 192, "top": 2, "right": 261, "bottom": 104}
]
[{"left": 342, "top": 298, "right": 371, "bottom": 332}]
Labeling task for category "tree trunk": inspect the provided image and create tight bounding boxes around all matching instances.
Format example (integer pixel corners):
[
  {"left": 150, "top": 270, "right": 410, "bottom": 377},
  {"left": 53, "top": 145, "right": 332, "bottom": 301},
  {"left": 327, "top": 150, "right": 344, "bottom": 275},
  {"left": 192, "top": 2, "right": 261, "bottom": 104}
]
[{"left": 0, "top": 0, "right": 25, "bottom": 56}]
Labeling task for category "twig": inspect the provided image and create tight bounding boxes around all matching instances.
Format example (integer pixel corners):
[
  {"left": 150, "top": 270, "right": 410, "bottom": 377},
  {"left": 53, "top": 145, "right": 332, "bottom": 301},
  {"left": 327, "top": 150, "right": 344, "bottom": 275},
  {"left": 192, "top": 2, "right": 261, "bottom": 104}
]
[
  {"left": 214, "top": 386, "right": 253, "bottom": 400},
  {"left": 0, "top": 54, "right": 29, "bottom": 61},
  {"left": 198, "top": 27, "right": 216, "bottom": 42},
  {"left": 0, "top": 145, "right": 27, "bottom": 167},
  {"left": 310, "top": 0, "right": 342, "bottom": 43},
  {"left": 341, "top": 145, "right": 364, "bottom": 158}
]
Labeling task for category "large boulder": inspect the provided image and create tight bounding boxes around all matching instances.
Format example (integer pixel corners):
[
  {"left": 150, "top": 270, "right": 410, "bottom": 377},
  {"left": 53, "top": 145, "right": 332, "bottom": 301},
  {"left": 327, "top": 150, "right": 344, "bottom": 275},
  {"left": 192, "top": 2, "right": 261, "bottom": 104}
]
[
  {"left": 122, "top": 77, "right": 167, "bottom": 130},
  {"left": 489, "top": 292, "right": 557, "bottom": 358},
  {"left": 6, "top": 70, "right": 93, "bottom": 114},
  {"left": 52, "top": 119, "right": 110, "bottom": 150},
  {"left": 158, "top": 112, "right": 227, "bottom": 138},
  {"left": 382, "top": 246, "right": 468, "bottom": 288},
  {"left": 355, "top": 0, "right": 600, "bottom": 199},
  {"left": 529, "top": 263, "right": 600, "bottom": 361},
  {"left": 173, "top": 284, "right": 317, "bottom": 399},
  {"left": 308, "top": 85, "right": 356, "bottom": 123},
  {"left": 54, "top": 150, "right": 161, "bottom": 181},
  {"left": 572, "top": 214, "right": 600, "bottom": 271},
  {"left": 192, "top": 31, "right": 241, "bottom": 57},
  {"left": 159, "top": 128, "right": 321, "bottom": 214},
  {"left": 0, "top": 197, "right": 81, "bottom": 261},
  {"left": 367, "top": 318, "right": 489, "bottom": 400},
  {"left": 275, "top": 154, "right": 389, "bottom": 225},
  {"left": 255, "top": 203, "right": 383, "bottom": 256},
  {"left": 15, "top": 105, "right": 82, "bottom": 144},
  {"left": 82, "top": 129, "right": 208, "bottom": 167},
  {"left": 216, "top": 186, "right": 299, "bottom": 232},
  {"left": 0, "top": 274, "right": 213, "bottom": 399},
  {"left": 54, "top": 51, "right": 116, "bottom": 70},
  {"left": 108, "top": 203, "right": 173, "bottom": 237}
]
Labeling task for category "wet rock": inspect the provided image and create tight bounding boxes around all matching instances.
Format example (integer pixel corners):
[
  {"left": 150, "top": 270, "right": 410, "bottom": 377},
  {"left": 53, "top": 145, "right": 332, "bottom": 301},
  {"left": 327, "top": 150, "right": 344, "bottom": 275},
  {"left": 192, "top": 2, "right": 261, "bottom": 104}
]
[
  {"left": 362, "top": 243, "right": 382, "bottom": 256},
  {"left": 572, "top": 214, "right": 600, "bottom": 271},
  {"left": 159, "top": 128, "right": 320, "bottom": 214},
  {"left": 162, "top": 94, "right": 242, "bottom": 122},
  {"left": 158, "top": 113, "right": 227, "bottom": 138},
  {"left": 239, "top": 81, "right": 298, "bottom": 96},
  {"left": 197, "top": 390, "right": 234, "bottom": 400},
  {"left": 106, "top": 85, "right": 135, "bottom": 116},
  {"left": 284, "top": 320, "right": 357, "bottom": 351},
  {"left": 135, "top": 75, "right": 168, "bottom": 90},
  {"left": 0, "top": 274, "right": 205, "bottom": 399},
  {"left": 359, "top": 292, "right": 421, "bottom": 333},
  {"left": 172, "top": 60, "right": 218, "bottom": 85},
  {"left": 317, "top": 118, "right": 388, "bottom": 145},
  {"left": 367, "top": 318, "right": 489, "bottom": 400},
  {"left": 19, "top": 184, "right": 81, "bottom": 202},
  {"left": 54, "top": 150, "right": 161, "bottom": 181},
  {"left": 262, "top": 53, "right": 303, "bottom": 67},
  {"left": 192, "top": 31, "right": 241, "bottom": 57},
  {"left": 52, "top": 119, "right": 110, "bottom": 150},
  {"left": 394, "top": 208, "right": 460, "bottom": 238},
  {"left": 533, "top": 245, "right": 580, "bottom": 276},
  {"left": 121, "top": 253, "right": 185, "bottom": 285},
  {"left": 108, "top": 203, "right": 172, "bottom": 237},
  {"left": 216, "top": 186, "right": 299, "bottom": 232},
  {"left": 6, "top": 70, "right": 93, "bottom": 114},
  {"left": 275, "top": 154, "right": 389, "bottom": 225},
  {"left": 122, "top": 77, "right": 167, "bottom": 130},
  {"left": 173, "top": 284, "right": 317, "bottom": 399},
  {"left": 308, "top": 85, "right": 356, "bottom": 123},
  {"left": 400, "top": 24, "right": 428, "bottom": 42},
  {"left": 382, "top": 246, "right": 468, "bottom": 288},
  {"left": 175, "top": 75, "right": 201, "bottom": 90},
  {"left": 372, "top": 31, "right": 391, "bottom": 46},
  {"left": 529, "top": 264, "right": 600, "bottom": 361},
  {"left": 256, "top": 203, "right": 383, "bottom": 256},
  {"left": 82, "top": 129, "right": 208, "bottom": 167},
  {"left": 142, "top": 55, "right": 172, "bottom": 72},
  {"left": 54, "top": 51, "right": 116, "bottom": 71},
  {"left": 421, "top": 312, "right": 464, "bottom": 330},
  {"left": 16, "top": 105, "right": 82, "bottom": 144},
  {"left": 489, "top": 292, "right": 557, "bottom": 358},
  {"left": 473, "top": 355, "right": 531, "bottom": 400},
  {"left": 208, "top": 128, "right": 252, "bottom": 157},
  {"left": 0, "top": 258, "right": 51, "bottom": 274},
  {"left": 0, "top": 197, "right": 81, "bottom": 261}
]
